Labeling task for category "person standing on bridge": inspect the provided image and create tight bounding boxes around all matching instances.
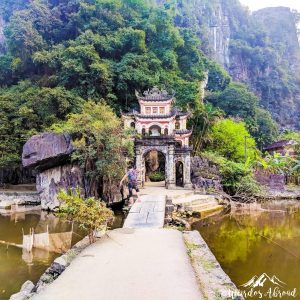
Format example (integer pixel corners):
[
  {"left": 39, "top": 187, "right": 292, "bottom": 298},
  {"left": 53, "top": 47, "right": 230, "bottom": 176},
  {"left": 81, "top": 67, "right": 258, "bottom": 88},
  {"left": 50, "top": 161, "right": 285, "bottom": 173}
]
[{"left": 120, "top": 165, "right": 142, "bottom": 206}]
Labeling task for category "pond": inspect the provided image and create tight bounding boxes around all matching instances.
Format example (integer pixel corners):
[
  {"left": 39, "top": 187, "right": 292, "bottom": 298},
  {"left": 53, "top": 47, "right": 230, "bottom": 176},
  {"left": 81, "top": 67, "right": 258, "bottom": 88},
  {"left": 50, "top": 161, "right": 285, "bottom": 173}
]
[
  {"left": 0, "top": 209, "right": 124, "bottom": 300},
  {"left": 193, "top": 201, "right": 300, "bottom": 299}
]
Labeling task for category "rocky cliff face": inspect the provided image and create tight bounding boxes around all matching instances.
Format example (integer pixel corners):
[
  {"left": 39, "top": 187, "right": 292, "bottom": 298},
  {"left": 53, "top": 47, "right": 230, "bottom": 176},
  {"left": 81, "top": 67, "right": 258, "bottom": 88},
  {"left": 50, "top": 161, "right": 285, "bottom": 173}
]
[
  {"left": 22, "top": 133, "right": 82, "bottom": 210},
  {"left": 228, "top": 7, "right": 300, "bottom": 129},
  {"left": 22, "top": 133, "right": 124, "bottom": 210},
  {"left": 164, "top": 1, "right": 300, "bottom": 130},
  {"left": 0, "top": 14, "right": 5, "bottom": 53},
  {"left": 159, "top": 0, "right": 231, "bottom": 67}
]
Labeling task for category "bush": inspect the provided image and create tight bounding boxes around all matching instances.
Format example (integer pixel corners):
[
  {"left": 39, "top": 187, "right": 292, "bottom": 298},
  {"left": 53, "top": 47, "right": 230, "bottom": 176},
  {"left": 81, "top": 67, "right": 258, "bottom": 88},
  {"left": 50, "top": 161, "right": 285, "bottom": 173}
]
[
  {"left": 149, "top": 171, "right": 165, "bottom": 182},
  {"left": 208, "top": 118, "right": 257, "bottom": 162},
  {"left": 235, "top": 175, "right": 261, "bottom": 196},
  {"left": 201, "top": 151, "right": 256, "bottom": 195},
  {"left": 58, "top": 189, "right": 114, "bottom": 243},
  {"left": 219, "top": 160, "right": 251, "bottom": 195}
]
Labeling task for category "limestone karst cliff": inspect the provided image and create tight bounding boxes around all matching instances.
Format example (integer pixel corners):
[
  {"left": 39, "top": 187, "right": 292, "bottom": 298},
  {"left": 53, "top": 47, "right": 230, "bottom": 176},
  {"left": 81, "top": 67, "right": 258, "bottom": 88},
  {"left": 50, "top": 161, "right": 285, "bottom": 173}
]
[
  {"left": 0, "top": 15, "right": 5, "bottom": 53},
  {"left": 228, "top": 6, "right": 300, "bottom": 129},
  {"left": 156, "top": 0, "right": 300, "bottom": 130}
]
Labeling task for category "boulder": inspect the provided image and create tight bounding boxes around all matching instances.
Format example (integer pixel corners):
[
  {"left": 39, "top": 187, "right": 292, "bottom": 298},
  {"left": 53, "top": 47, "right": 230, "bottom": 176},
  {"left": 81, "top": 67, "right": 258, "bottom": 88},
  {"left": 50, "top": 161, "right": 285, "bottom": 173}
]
[
  {"left": 9, "top": 280, "right": 34, "bottom": 300},
  {"left": 191, "top": 156, "right": 223, "bottom": 191},
  {"left": 36, "top": 164, "right": 83, "bottom": 210},
  {"left": 22, "top": 133, "right": 74, "bottom": 171}
]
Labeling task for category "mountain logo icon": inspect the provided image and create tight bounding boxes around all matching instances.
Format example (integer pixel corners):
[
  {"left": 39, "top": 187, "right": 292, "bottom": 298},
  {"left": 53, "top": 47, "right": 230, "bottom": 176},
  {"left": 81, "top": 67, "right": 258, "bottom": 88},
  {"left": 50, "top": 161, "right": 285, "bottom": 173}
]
[{"left": 240, "top": 273, "right": 287, "bottom": 288}]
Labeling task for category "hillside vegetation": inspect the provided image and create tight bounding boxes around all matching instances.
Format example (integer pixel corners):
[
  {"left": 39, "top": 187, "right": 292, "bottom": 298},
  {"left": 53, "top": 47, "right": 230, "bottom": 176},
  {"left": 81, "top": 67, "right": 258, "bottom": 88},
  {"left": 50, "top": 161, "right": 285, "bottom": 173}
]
[{"left": 1, "top": 0, "right": 300, "bottom": 195}]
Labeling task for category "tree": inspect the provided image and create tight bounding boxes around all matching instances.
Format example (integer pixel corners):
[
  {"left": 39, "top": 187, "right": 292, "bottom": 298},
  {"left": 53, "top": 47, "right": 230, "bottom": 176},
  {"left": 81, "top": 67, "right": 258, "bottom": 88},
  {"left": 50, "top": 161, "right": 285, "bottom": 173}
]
[
  {"left": 5, "top": 14, "right": 44, "bottom": 62},
  {"left": 206, "top": 61, "right": 231, "bottom": 92},
  {"left": 189, "top": 103, "right": 223, "bottom": 154},
  {"left": 52, "top": 101, "right": 134, "bottom": 199},
  {"left": 208, "top": 118, "right": 257, "bottom": 162},
  {"left": 253, "top": 108, "right": 279, "bottom": 149},
  {"left": 0, "top": 81, "right": 82, "bottom": 167},
  {"left": 207, "top": 82, "right": 258, "bottom": 130}
]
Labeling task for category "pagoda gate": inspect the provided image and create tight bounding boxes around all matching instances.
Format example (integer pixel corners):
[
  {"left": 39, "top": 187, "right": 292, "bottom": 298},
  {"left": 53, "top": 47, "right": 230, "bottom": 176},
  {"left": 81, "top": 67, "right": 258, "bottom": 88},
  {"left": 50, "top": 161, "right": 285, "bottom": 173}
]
[{"left": 122, "top": 87, "right": 193, "bottom": 189}]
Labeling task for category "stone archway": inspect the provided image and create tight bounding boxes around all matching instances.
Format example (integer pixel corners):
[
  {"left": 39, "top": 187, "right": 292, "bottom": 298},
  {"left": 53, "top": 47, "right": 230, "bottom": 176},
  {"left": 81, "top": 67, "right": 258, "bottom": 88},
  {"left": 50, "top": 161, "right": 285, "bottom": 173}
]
[{"left": 135, "top": 144, "right": 176, "bottom": 189}]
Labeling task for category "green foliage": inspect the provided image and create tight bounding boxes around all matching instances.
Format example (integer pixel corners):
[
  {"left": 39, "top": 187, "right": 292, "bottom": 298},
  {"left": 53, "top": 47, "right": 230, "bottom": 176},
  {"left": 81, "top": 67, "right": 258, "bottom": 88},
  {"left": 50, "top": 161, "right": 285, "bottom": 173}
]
[
  {"left": 235, "top": 175, "right": 261, "bottom": 196},
  {"left": 149, "top": 171, "right": 165, "bottom": 182},
  {"left": 0, "top": 0, "right": 209, "bottom": 166},
  {"left": 0, "top": 81, "right": 82, "bottom": 167},
  {"left": 205, "top": 82, "right": 279, "bottom": 147},
  {"left": 52, "top": 101, "right": 133, "bottom": 196},
  {"left": 279, "top": 130, "right": 300, "bottom": 143},
  {"left": 253, "top": 108, "right": 279, "bottom": 148},
  {"left": 206, "top": 82, "right": 258, "bottom": 129},
  {"left": 189, "top": 103, "right": 223, "bottom": 154},
  {"left": 208, "top": 119, "right": 257, "bottom": 162},
  {"left": 0, "top": 0, "right": 206, "bottom": 106},
  {"left": 201, "top": 151, "right": 254, "bottom": 195},
  {"left": 58, "top": 188, "right": 114, "bottom": 243},
  {"left": 206, "top": 61, "right": 231, "bottom": 92},
  {"left": 220, "top": 160, "right": 252, "bottom": 195},
  {"left": 263, "top": 153, "right": 297, "bottom": 175}
]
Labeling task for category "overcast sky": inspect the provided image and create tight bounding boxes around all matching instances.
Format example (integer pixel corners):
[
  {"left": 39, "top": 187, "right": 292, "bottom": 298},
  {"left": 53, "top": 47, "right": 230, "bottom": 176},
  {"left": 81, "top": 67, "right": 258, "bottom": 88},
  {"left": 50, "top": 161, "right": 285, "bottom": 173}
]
[{"left": 239, "top": 0, "right": 300, "bottom": 12}]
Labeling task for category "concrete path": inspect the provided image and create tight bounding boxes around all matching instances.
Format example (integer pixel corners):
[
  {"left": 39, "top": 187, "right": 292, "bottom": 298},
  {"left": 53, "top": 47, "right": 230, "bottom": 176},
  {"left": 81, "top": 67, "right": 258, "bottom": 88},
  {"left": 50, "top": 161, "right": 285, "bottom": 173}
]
[
  {"left": 123, "top": 194, "right": 166, "bottom": 228},
  {"left": 33, "top": 228, "right": 203, "bottom": 300}
]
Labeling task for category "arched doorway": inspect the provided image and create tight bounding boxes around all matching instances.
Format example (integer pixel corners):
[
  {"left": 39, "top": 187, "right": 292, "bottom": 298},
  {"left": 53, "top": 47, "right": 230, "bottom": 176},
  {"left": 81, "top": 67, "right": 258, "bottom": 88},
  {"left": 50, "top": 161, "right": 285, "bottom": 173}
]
[
  {"left": 144, "top": 150, "right": 165, "bottom": 184},
  {"left": 176, "top": 161, "right": 184, "bottom": 187},
  {"left": 149, "top": 125, "right": 161, "bottom": 136}
]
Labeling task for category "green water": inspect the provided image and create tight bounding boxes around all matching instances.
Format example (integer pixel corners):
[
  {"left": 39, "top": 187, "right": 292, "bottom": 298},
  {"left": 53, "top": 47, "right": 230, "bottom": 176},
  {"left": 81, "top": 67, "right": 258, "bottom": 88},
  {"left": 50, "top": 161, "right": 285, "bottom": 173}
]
[
  {"left": 0, "top": 209, "right": 124, "bottom": 300},
  {"left": 193, "top": 201, "right": 300, "bottom": 299}
]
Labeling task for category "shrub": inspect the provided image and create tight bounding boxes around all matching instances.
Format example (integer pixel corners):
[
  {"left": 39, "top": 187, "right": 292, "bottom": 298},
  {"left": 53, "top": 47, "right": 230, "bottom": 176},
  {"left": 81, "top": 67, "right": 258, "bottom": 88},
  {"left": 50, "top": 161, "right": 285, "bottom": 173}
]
[
  {"left": 235, "top": 175, "right": 261, "bottom": 196},
  {"left": 219, "top": 159, "right": 251, "bottom": 195},
  {"left": 201, "top": 151, "right": 257, "bottom": 195},
  {"left": 58, "top": 189, "right": 114, "bottom": 243},
  {"left": 208, "top": 118, "right": 257, "bottom": 162},
  {"left": 149, "top": 171, "right": 165, "bottom": 182}
]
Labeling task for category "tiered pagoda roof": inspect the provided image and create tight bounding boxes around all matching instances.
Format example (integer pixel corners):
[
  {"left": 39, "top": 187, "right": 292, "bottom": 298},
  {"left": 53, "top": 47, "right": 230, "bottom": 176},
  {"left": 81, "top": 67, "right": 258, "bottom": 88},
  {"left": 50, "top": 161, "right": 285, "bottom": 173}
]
[{"left": 135, "top": 87, "right": 175, "bottom": 102}]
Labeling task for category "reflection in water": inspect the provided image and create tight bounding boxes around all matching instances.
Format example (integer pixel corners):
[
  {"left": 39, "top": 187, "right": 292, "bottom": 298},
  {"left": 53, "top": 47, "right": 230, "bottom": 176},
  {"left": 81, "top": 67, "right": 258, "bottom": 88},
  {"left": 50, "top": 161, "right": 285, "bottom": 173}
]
[
  {"left": 0, "top": 209, "right": 124, "bottom": 300},
  {"left": 193, "top": 201, "right": 300, "bottom": 299}
]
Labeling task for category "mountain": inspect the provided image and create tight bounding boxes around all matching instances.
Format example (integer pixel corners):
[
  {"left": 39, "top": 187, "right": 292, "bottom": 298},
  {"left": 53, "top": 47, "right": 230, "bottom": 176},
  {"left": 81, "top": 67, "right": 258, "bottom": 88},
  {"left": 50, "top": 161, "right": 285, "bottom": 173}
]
[
  {"left": 241, "top": 273, "right": 286, "bottom": 288},
  {"left": 156, "top": 0, "right": 300, "bottom": 130}
]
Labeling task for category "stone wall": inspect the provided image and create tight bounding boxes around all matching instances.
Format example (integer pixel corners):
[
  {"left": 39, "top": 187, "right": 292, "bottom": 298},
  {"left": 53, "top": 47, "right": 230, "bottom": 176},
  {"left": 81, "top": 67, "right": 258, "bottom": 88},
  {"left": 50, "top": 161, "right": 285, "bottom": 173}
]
[
  {"left": 183, "top": 231, "right": 242, "bottom": 299},
  {"left": 191, "top": 156, "right": 222, "bottom": 192},
  {"left": 254, "top": 170, "right": 285, "bottom": 191}
]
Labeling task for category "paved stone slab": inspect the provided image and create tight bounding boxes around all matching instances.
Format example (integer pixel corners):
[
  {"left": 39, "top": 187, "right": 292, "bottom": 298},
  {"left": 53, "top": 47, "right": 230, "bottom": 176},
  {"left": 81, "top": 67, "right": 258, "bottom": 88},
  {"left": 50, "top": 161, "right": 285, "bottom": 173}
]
[
  {"left": 123, "top": 195, "right": 166, "bottom": 229},
  {"left": 33, "top": 229, "right": 203, "bottom": 300}
]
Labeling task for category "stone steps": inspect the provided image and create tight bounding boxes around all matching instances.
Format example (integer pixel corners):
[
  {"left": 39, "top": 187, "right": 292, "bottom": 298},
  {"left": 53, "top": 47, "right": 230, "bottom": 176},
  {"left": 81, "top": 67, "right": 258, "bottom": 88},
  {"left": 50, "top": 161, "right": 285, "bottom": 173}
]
[
  {"left": 175, "top": 193, "right": 224, "bottom": 216},
  {"left": 172, "top": 194, "right": 217, "bottom": 205},
  {"left": 168, "top": 191, "right": 195, "bottom": 202},
  {"left": 185, "top": 203, "right": 223, "bottom": 212}
]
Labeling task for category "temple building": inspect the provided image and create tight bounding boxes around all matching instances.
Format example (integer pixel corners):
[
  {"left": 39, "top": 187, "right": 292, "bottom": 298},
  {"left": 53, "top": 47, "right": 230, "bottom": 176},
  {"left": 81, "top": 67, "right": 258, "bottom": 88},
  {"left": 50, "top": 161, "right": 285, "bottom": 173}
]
[{"left": 122, "top": 87, "right": 193, "bottom": 189}]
